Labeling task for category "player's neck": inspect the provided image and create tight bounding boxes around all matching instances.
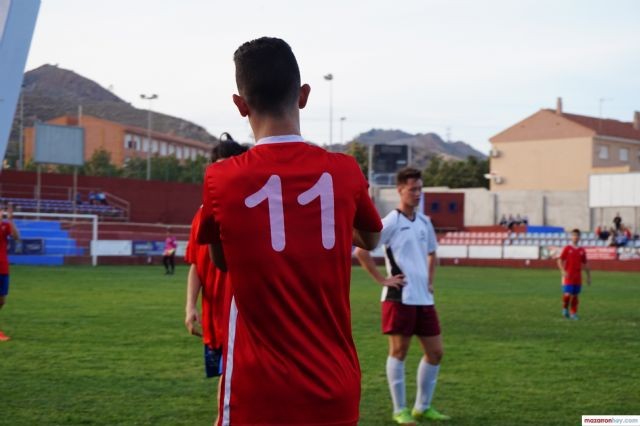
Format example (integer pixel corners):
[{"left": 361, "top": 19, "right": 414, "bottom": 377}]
[
  {"left": 249, "top": 111, "right": 301, "bottom": 142},
  {"left": 397, "top": 204, "right": 416, "bottom": 220}
]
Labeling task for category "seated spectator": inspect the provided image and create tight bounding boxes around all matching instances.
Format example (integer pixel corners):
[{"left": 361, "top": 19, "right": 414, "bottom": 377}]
[
  {"left": 499, "top": 214, "right": 507, "bottom": 227},
  {"left": 88, "top": 191, "right": 96, "bottom": 205},
  {"left": 522, "top": 215, "right": 529, "bottom": 226},
  {"left": 96, "top": 190, "right": 108, "bottom": 205},
  {"left": 515, "top": 214, "right": 522, "bottom": 225},
  {"left": 613, "top": 213, "right": 622, "bottom": 231},
  {"left": 507, "top": 214, "right": 515, "bottom": 231},
  {"left": 75, "top": 192, "right": 83, "bottom": 205},
  {"left": 596, "top": 225, "right": 610, "bottom": 241}
]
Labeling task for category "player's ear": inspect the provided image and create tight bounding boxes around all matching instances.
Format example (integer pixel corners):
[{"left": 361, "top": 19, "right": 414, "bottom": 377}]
[
  {"left": 233, "top": 94, "right": 250, "bottom": 117},
  {"left": 298, "top": 84, "right": 311, "bottom": 109}
]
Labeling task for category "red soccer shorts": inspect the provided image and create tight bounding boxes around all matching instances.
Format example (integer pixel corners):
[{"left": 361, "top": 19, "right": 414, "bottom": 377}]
[{"left": 381, "top": 301, "right": 441, "bottom": 337}]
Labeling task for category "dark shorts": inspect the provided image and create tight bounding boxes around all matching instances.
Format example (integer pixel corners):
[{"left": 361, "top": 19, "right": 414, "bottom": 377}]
[
  {"left": 381, "top": 301, "right": 441, "bottom": 337},
  {"left": 562, "top": 284, "right": 582, "bottom": 295},
  {"left": 0, "top": 274, "right": 9, "bottom": 297}
]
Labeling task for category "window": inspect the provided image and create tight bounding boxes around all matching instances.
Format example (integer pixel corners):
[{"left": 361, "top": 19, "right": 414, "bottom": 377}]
[
  {"left": 598, "top": 145, "right": 609, "bottom": 160},
  {"left": 152, "top": 140, "right": 159, "bottom": 153},
  {"left": 176, "top": 146, "right": 182, "bottom": 159},
  {"left": 191, "top": 149, "right": 197, "bottom": 160},
  {"left": 619, "top": 148, "right": 629, "bottom": 162},
  {"left": 168, "top": 144, "right": 175, "bottom": 155},
  {"left": 143, "top": 138, "right": 149, "bottom": 153},
  {"left": 160, "top": 142, "right": 167, "bottom": 156},
  {"left": 183, "top": 147, "right": 189, "bottom": 159}
]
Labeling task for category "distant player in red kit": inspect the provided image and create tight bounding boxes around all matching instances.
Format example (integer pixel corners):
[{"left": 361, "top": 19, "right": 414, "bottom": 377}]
[
  {"left": 0, "top": 204, "right": 21, "bottom": 342},
  {"left": 557, "top": 229, "right": 591, "bottom": 320},
  {"left": 198, "top": 37, "right": 382, "bottom": 425},
  {"left": 184, "top": 139, "right": 247, "bottom": 377}
]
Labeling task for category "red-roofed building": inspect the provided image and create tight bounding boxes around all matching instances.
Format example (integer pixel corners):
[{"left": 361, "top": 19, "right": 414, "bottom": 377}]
[{"left": 488, "top": 99, "right": 640, "bottom": 191}]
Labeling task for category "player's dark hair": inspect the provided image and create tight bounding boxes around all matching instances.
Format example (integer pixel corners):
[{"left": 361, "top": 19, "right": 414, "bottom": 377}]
[
  {"left": 211, "top": 137, "right": 248, "bottom": 163},
  {"left": 233, "top": 37, "right": 301, "bottom": 117},
  {"left": 571, "top": 228, "right": 581, "bottom": 235},
  {"left": 396, "top": 167, "right": 422, "bottom": 186}
]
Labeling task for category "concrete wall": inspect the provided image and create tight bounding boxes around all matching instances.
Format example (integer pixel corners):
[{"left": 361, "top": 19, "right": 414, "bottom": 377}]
[{"left": 374, "top": 186, "right": 594, "bottom": 231}]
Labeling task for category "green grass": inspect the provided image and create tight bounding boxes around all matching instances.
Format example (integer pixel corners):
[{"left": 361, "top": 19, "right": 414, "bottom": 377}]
[{"left": 1, "top": 265, "right": 638, "bottom": 425}]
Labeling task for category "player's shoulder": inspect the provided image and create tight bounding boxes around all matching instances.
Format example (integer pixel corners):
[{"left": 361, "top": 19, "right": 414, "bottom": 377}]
[{"left": 416, "top": 212, "right": 433, "bottom": 226}]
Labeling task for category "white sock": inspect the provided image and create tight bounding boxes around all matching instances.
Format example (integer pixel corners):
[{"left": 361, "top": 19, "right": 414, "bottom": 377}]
[
  {"left": 414, "top": 358, "right": 440, "bottom": 412},
  {"left": 386, "top": 356, "right": 406, "bottom": 414}
]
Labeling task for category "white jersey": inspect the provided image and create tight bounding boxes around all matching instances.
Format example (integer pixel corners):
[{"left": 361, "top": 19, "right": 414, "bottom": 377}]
[{"left": 379, "top": 209, "right": 438, "bottom": 306}]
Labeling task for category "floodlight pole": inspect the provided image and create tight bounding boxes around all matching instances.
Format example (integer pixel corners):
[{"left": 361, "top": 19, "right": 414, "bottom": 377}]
[
  {"left": 18, "top": 85, "right": 24, "bottom": 170},
  {"left": 140, "top": 93, "right": 158, "bottom": 180},
  {"left": 324, "top": 74, "right": 333, "bottom": 149}
]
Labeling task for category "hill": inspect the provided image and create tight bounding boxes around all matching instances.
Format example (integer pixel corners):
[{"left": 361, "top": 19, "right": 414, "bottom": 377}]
[
  {"left": 352, "top": 129, "right": 486, "bottom": 169},
  {"left": 10, "top": 64, "right": 217, "bottom": 145}
]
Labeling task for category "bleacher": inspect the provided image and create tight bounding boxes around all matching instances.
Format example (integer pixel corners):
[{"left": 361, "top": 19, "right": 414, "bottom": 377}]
[
  {"left": 0, "top": 197, "right": 125, "bottom": 219},
  {"left": 9, "top": 219, "right": 84, "bottom": 266},
  {"left": 439, "top": 230, "right": 640, "bottom": 248}
]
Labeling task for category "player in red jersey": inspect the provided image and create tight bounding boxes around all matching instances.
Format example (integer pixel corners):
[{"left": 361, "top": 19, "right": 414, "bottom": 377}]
[
  {"left": 198, "top": 37, "right": 382, "bottom": 426},
  {"left": 184, "top": 140, "right": 247, "bottom": 376},
  {"left": 0, "top": 204, "right": 20, "bottom": 342},
  {"left": 557, "top": 229, "right": 591, "bottom": 320}
]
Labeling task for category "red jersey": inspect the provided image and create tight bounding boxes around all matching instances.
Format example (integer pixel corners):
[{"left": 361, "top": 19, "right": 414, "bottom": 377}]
[
  {"left": 560, "top": 244, "right": 587, "bottom": 285},
  {"left": 199, "top": 137, "right": 382, "bottom": 426},
  {"left": 185, "top": 208, "right": 229, "bottom": 348},
  {"left": 0, "top": 222, "right": 12, "bottom": 275}
]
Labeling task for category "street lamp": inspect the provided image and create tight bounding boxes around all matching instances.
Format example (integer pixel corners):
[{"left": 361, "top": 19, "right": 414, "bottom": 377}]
[
  {"left": 339, "top": 116, "right": 346, "bottom": 145},
  {"left": 323, "top": 73, "right": 333, "bottom": 147},
  {"left": 140, "top": 93, "right": 158, "bottom": 180}
]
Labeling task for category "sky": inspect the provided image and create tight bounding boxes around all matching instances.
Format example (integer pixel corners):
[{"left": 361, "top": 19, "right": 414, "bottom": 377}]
[{"left": 24, "top": 0, "right": 640, "bottom": 152}]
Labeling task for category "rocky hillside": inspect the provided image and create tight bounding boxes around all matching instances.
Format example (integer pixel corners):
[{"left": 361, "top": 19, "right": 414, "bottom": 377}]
[{"left": 10, "top": 64, "right": 217, "bottom": 144}]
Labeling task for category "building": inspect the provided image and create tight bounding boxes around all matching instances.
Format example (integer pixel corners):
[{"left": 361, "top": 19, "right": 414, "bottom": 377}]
[
  {"left": 24, "top": 115, "right": 212, "bottom": 167},
  {"left": 488, "top": 99, "right": 640, "bottom": 191}
]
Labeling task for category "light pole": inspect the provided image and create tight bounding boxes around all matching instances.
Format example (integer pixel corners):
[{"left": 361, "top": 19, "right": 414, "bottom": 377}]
[
  {"left": 18, "top": 84, "right": 24, "bottom": 170},
  {"left": 323, "top": 73, "right": 333, "bottom": 147},
  {"left": 140, "top": 93, "right": 158, "bottom": 180},
  {"left": 339, "top": 116, "right": 346, "bottom": 145}
]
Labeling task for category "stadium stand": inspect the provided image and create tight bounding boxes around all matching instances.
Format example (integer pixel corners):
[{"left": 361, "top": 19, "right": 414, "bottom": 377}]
[
  {"left": 0, "top": 196, "right": 125, "bottom": 219},
  {"left": 9, "top": 219, "right": 84, "bottom": 266},
  {"left": 439, "top": 229, "right": 640, "bottom": 248}
]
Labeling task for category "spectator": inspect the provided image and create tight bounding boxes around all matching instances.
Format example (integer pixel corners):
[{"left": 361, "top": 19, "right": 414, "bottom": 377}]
[
  {"left": 522, "top": 215, "right": 529, "bottom": 226},
  {"left": 613, "top": 213, "right": 622, "bottom": 231},
  {"left": 163, "top": 230, "right": 177, "bottom": 275},
  {"left": 75, "top": 192, "right": 83, "bottom": 205},
  {"left": 515, "top": 214, "right": 523, "bottom": 225},
  {"left": 507, "top": 214, "right": 516, "bottom": 231},
  {"left": 499, "top": 214, "right": 507, "bottom": 227},
  {"left": 96, "top": 190, "right": 108, "bottom": 205},
  {"left": 88, "top": 191, "right": 96, "bottom": 205}
]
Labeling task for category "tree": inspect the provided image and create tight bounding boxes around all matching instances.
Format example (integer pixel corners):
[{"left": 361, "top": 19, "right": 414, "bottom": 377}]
[
  {"left": 422, "top": 155, "right": 489, "bottom": 189},
  {"left": 121, "top": 157, "right": 147, "bottom": 180},
  {"left": 345, "top": 141, "right": 369, "bottom": 179},
  {"left": 83, "top": 148, "right": 120, "bottom": 177}
]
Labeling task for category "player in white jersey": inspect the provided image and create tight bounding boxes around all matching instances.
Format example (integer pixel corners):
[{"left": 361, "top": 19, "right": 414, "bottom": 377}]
[{"left": 355, "top": 167, "right": 450, "bottom": 424}]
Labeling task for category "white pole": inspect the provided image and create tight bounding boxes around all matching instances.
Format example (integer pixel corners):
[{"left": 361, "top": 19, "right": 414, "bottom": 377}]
[
  {"left": 18, "top": 87, "right": 24, "bottom": 170},
  {"left": 92, "top": 214, "right": 98, "bottom": 266}
]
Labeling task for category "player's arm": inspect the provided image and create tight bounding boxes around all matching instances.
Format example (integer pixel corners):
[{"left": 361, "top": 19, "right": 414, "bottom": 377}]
[
  {"left": 556, "top": 258, "right": 566, "bottom": 278},
  {"left": 185, "top": 264, "right": 202, "bottom": 337},
  {"left": 583, "top": 259, "right": 591, "bottom": 286},
  {"left": 354, "top": 247, "right": 404, "bottom": 289},
  {"left": 427, "top": 251, "right": 436, "bottom": 294},
  {"left": 353, "top": 229, "right": 380, "bottom": 250},
  {"left": 6, "top": 205, "right": 19, "bottom": 240}
]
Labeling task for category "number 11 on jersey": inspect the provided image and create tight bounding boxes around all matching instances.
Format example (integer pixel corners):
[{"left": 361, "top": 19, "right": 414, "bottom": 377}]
[{"left": 244, "top": 173, "right": 335, "bottom": 252}]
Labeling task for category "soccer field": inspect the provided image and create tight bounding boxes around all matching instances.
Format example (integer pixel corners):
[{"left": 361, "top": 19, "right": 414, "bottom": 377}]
[{"left": 1, "top": 265, "right": 638, "bottom": 426}]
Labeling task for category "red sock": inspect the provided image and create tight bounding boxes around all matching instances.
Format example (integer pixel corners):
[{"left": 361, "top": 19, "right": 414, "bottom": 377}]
[
  {"left": 570, "top": 295, "right": 579, "bottom": 315},
  {"left": 562, "top": 294, "right": 571, "bottom": 309}
]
